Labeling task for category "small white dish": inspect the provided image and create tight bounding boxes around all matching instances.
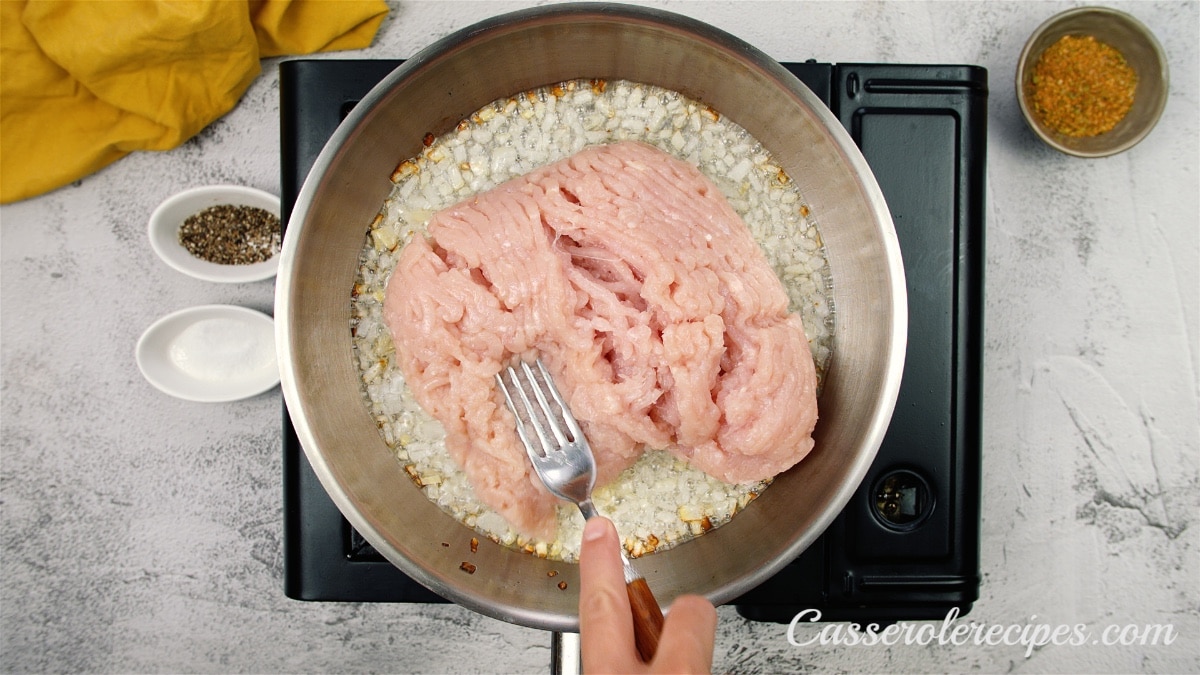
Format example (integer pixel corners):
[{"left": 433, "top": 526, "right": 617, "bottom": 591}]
[
  {"left": 136, "top": 305, "right": 280, "bottom": 402},
  {"left": 148, "top": 185, "right": 281, "bottom": 283}
]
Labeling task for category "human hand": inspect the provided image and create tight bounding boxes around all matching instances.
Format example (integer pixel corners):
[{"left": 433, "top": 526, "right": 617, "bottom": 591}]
[{"left": 579, "top": 517, "right": 717, "bottom": 674}]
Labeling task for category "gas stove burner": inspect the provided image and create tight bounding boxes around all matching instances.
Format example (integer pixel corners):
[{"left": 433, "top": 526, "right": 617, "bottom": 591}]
[{"left": 279, "top": 59, "right": 986, "bottom": 622}]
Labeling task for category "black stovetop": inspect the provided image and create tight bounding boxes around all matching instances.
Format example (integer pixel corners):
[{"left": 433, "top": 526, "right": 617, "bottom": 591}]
[{"left": 279, "top": 59, "right": 987, "bottom": 622}]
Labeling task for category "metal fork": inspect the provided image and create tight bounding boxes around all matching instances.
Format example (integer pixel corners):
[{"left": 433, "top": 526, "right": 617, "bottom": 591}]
[{"left": 496, "top": 358, "right": 664, "bottom": 663}]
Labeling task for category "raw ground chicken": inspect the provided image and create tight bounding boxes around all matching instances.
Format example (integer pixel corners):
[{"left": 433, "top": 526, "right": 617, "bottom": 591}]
[
  {"left": 351, "top": 78, "right": 834, "bottom": 560},
  {"left": 383, "top": 141, "right": 818, "bottom": 540}
]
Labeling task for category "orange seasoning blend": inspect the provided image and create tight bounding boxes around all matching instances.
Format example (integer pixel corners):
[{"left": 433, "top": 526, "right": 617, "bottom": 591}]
[{"left": 1031, "top": 34, "right": 1138, "bottom": 137}]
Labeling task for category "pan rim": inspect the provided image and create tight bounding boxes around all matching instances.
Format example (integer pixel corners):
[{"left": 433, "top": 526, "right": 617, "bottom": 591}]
[{"left": 276, "top": 1, "right": 906, "bottom": 631}]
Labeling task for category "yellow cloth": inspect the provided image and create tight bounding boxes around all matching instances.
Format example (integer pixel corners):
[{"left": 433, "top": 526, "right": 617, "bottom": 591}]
[{"left": 0, "top": 0, "right": 388, "bottom": 204}]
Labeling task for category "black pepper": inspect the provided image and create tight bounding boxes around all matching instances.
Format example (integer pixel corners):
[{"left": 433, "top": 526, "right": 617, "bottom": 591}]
[{"left": 178, "top": 204, "right": 280, "bottom": 265}]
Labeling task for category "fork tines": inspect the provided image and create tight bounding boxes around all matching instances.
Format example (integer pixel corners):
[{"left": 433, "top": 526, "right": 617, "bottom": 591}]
[{"left": 495, "top": 358, "right": 582, "bottom": 458}]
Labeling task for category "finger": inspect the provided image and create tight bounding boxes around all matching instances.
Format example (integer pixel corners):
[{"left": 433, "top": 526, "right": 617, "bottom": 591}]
[
  {"left": 651, "top": 594, "right": 717, "bottom": 674},
  {"left": 579, "top": 517, "right": 641, "bottom": 673}
]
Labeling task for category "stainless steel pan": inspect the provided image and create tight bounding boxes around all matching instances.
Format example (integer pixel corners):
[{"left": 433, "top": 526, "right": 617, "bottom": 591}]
[{"left": 276, "top": 3, "right": 906, "bottom": 632}]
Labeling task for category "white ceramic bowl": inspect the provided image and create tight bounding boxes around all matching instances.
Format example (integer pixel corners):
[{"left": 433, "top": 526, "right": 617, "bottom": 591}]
[
  {"left": 136, "top": 305, "right": 279, "bottom": 402},
  {"left": 148, "top": 185, "right": 281, "bottom": 282}
]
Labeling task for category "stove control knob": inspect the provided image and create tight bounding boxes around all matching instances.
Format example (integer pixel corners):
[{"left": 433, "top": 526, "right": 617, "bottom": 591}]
[{"left": 871, "top": 469, "right": 933, "bottom": 530}]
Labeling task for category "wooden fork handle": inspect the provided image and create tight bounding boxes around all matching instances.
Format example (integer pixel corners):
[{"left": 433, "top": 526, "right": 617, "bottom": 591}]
[{"left": 626, "top": 577, "right": 665, "bottom": 662}]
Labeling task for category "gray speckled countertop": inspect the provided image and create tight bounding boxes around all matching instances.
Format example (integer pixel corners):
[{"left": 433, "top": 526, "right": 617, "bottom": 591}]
[{"left": 2, "top": 1, "right": 1198, "bottom": 672}]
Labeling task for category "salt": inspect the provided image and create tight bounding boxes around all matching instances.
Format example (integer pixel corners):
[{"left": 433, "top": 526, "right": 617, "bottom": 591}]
[{"left": 168, "top": 317, "right": 275, "bottom": 381}]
